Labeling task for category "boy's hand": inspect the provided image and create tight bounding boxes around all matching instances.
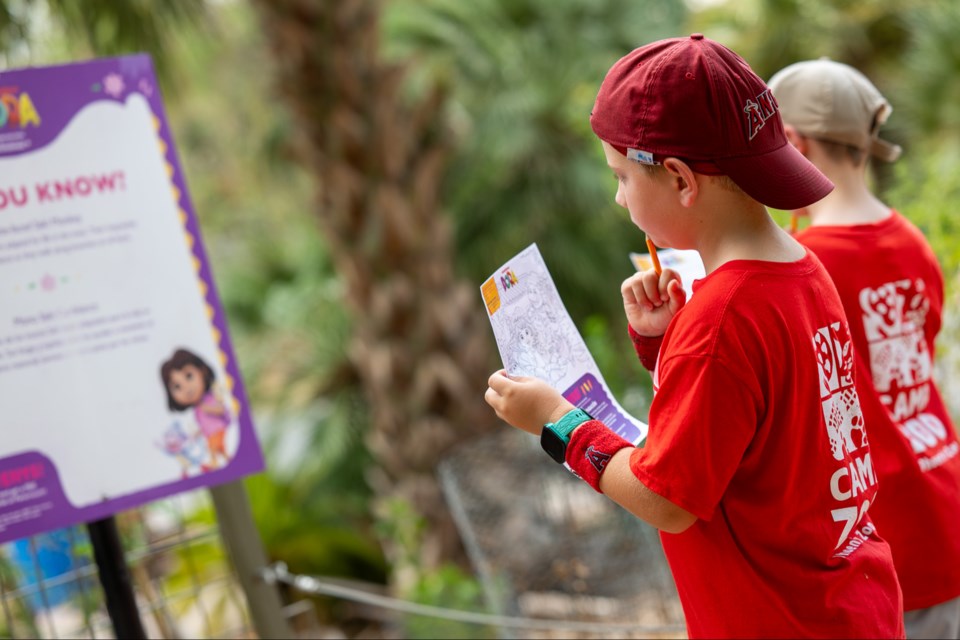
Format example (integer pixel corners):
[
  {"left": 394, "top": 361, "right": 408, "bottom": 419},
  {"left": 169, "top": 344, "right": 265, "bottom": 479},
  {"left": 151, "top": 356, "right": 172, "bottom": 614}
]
[
  {"left": 485, "top": 370, "right": 574, "bottom": 435},
  {"left": 622, "top": 268, "right": 686, "bottom": 337}
]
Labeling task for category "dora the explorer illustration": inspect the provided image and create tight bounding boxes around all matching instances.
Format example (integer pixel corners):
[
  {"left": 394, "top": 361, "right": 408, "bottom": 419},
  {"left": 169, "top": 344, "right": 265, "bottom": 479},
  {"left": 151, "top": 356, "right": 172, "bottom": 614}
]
[{"left": 160, "top": 348, "right": 232, "bottom": 469}]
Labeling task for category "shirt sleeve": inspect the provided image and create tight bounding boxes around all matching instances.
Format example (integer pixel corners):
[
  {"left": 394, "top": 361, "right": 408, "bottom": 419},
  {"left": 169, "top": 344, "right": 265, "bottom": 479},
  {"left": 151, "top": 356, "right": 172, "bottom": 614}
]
[{"left": 629, "top": 353, "right": 760, "bottom": 522}]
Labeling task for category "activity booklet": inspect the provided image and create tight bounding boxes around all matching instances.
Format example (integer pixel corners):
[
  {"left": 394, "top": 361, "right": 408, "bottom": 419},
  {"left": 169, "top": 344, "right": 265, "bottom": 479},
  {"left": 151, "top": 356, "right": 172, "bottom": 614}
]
[{"left": 480, "top": 243, "right": 647, "bottom": 445}]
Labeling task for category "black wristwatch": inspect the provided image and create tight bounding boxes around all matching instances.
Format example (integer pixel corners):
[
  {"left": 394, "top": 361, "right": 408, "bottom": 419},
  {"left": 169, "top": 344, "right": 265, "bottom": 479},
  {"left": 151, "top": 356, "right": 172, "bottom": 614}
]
[{"left": 540, "top": 408, "right": 592, "bottom": 464}]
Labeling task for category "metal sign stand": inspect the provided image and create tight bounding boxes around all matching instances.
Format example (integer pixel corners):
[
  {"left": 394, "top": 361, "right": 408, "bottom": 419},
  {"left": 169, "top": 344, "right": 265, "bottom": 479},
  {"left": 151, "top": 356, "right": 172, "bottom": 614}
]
[
  {"left": 86, "top": 516, "right": 147, "bottom": 640},
  {"left": 210, "top": 481, "right": 294, "bottom": 638}
]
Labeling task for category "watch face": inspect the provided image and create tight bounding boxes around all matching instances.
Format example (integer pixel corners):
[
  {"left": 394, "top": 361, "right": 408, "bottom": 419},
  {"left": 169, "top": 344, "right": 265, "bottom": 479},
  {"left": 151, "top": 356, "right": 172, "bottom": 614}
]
[{"left": 540, "top": 427, "right": 567, "bottom": 464}]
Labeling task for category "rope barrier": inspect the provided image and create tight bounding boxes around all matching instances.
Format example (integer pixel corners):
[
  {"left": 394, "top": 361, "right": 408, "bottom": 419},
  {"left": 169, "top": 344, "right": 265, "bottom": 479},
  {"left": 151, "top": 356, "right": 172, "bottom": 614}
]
[{"left": 260, "top": 562, "right": 686, "bottom": 635}]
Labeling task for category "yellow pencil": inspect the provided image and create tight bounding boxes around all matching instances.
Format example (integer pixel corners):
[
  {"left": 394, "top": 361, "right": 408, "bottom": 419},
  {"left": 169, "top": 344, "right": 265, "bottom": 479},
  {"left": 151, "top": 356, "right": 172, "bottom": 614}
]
[{"left": 646, "top": 237, "right": 662, "bottom": 275}]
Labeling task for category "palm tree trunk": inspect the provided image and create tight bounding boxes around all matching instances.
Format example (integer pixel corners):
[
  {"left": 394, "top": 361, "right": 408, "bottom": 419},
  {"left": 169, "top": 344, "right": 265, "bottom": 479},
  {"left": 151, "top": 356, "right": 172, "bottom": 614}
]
[{"left": 252, "top": 0, "right": 498, "bottom": 588}]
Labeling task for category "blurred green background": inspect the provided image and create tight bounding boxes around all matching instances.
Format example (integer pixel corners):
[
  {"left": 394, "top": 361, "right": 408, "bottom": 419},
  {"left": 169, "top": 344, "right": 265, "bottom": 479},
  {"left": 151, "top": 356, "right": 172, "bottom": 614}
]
[{"left": 2, "top": 0, "right": 959, "bottom": 637}]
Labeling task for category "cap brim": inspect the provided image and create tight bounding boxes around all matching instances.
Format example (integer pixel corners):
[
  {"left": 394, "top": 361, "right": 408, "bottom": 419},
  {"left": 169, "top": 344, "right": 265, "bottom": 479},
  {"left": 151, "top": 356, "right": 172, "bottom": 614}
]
[
  {"left": 871, "top": 138, "right": 902, "bottom": 162},
  {"left": 715, "top": 140, "right": 834, "bottom": 210}
]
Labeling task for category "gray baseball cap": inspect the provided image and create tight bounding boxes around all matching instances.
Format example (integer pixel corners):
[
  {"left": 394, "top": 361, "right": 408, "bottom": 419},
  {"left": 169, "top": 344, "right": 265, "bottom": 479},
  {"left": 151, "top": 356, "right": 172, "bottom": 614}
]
[{"left": 768, "top": 58, "right": 902, "bottom": 162}]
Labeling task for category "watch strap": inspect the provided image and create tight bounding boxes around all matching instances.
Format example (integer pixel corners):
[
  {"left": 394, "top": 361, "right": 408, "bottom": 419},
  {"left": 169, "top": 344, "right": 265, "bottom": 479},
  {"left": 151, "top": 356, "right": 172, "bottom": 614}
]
[
  {"left": 541, "top": 408, "right": 592, "bottom": 464},
  {"left": 547, "top": 407, "right": 592, "bottom": 440}
]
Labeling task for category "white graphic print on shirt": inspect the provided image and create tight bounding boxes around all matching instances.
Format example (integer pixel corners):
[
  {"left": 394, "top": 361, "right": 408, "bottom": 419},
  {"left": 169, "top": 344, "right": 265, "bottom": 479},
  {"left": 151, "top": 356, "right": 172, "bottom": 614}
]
[
  {"left": 814, "top": 321, "right": 878, "bottom": 553},
  {"left": 860, "top": 278, "right": 959, "bottom": 471}
]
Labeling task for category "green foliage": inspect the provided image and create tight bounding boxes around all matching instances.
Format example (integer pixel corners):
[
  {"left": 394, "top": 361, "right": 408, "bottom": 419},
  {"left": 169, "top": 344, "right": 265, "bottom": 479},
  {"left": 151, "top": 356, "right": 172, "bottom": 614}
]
[
  {"left": 374, "top": 498, "right": 495, "bottom": 638},
  {"left": 372, "top": 497, "right": 427, "bottom": 575},
  {"left": 887, "top": 145, "right": 960, "bottom": 286},
  {"left": 384, "top": 0, "right": 687, "bottom": 327},
  {"left": 0, "top": 550, "right": 42, "bottom": 639},
  {"left": 0, "top": 0, "right": 209, "bottom": 89},
  {"left": 689, "top": 0, "right": 910, "bottom": 80},
  {"left": 899, "top": 2, "right": 960, "bottom": 144},
  {"left": 403, "top": 565, "right": 497, "bottom": 639},
  {"left": 242, "top": 398, "right": 387, "bottom": 582}
]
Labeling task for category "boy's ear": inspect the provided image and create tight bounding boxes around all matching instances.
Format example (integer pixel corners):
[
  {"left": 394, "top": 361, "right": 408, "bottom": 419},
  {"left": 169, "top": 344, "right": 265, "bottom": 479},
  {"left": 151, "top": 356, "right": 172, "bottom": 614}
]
[
  {"left": 662, "top": 158, "right": 698, "bottom": 207},
  {"left": 783, "top": 124, "right": 808, "bottom": 155}
]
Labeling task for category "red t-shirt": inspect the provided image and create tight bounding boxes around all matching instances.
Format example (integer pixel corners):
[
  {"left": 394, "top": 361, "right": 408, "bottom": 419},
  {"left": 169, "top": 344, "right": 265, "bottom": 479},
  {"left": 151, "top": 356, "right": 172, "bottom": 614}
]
[
  {"left": 797, "top": 210, "right": 960, "bottom": 611},
  {"left": 630, "top": 250, "right": 904, "bottom": 639}
]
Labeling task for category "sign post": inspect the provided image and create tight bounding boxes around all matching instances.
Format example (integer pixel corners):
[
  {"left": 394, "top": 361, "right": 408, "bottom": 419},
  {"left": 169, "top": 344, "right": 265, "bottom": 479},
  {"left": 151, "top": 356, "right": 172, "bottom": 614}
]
[{"left": 87, "top": 516, "right": 147, "bottom": 640}]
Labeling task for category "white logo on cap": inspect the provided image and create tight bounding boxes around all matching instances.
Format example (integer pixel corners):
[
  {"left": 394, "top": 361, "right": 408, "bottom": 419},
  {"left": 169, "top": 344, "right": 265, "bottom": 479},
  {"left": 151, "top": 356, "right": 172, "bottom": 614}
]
[{"left": 744, "top": 89, "right": 777, "bottom": 140}]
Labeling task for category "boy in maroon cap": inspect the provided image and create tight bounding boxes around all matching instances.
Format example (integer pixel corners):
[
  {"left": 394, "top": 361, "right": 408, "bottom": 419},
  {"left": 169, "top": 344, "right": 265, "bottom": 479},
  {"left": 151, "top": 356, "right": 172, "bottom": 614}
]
[
  {"left": 771, "top": 59, "right": 960, "bottom": 639},
  {"left": 485, "top": 35, "right": 904, "bottom": 638}
]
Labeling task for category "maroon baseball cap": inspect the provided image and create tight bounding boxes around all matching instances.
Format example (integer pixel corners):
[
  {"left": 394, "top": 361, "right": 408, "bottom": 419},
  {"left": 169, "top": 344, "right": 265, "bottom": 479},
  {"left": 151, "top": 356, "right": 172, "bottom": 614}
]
[{"left": 590, "top": 34, "right": 833, "bottom": 210}]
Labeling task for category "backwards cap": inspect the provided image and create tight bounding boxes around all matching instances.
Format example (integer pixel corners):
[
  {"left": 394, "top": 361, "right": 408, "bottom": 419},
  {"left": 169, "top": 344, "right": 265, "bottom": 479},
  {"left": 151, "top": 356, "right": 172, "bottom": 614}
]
[
  {"left": 590, "top": 34, "right": 834, "bottom": 211},
  {"left": 767, "top": 58, "right": 902, "bottom": 162}
]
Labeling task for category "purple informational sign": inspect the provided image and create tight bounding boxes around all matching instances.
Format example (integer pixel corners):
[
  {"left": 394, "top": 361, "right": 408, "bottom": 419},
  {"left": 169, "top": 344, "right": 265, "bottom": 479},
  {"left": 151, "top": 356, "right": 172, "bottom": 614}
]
[{"left": 0, "top": 54, "right": 264, "bottom": 544}]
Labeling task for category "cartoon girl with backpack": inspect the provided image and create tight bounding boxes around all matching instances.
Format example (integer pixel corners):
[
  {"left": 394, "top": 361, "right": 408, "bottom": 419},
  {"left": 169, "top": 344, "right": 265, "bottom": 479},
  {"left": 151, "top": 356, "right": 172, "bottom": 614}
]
[{"left": 160, "top": 348, "right": 232, "bottom": 470}]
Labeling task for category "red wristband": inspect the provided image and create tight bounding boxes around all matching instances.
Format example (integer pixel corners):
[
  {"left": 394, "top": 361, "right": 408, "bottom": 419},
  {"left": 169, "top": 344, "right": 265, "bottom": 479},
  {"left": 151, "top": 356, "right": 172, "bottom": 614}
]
[
  {"left": 565, "top": 420, "right": 633, "bottom": 492},
  {"left": 628, "top": 323, "right": 663, "bottom": 372}
]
